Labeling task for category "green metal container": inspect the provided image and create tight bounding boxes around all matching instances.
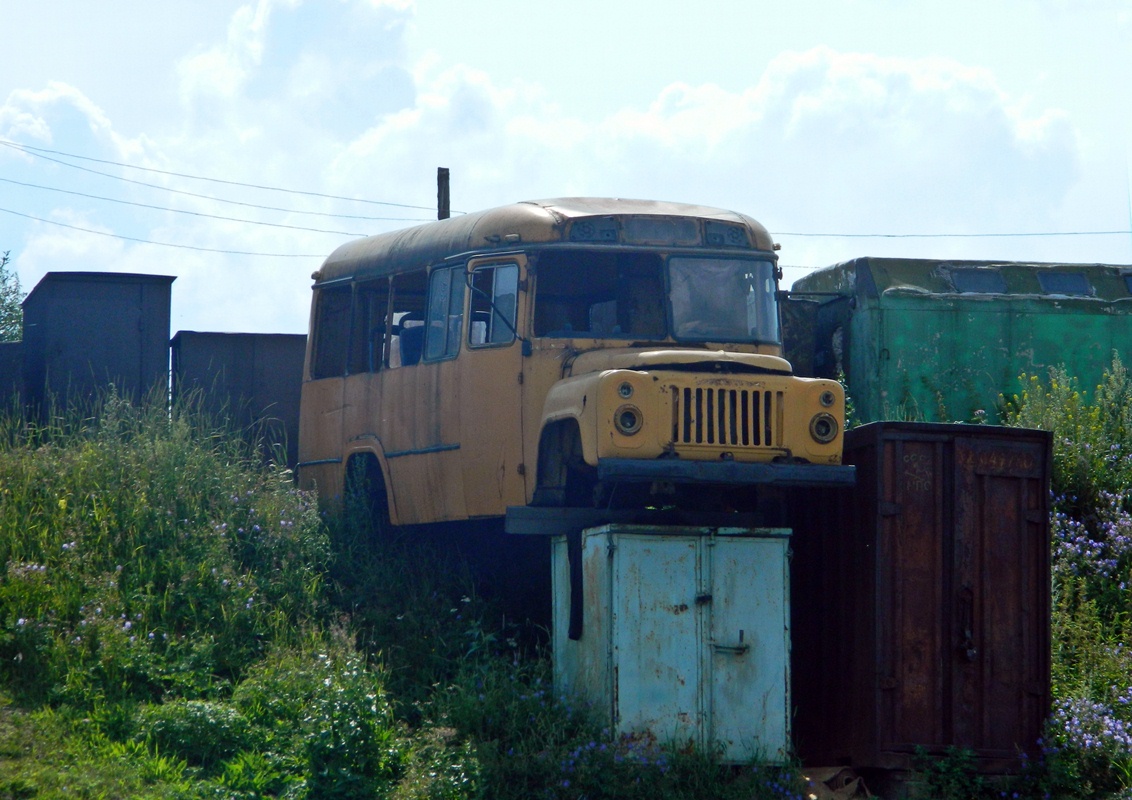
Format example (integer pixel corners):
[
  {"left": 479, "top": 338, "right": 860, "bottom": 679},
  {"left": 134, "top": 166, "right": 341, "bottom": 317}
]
[{"left": 786, "top": 257, "right": 1132, "bottom": 423}]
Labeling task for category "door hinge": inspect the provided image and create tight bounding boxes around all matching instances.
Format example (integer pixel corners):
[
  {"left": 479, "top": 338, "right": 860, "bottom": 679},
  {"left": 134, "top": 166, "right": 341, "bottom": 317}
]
[{"left": 518, "top": 371, "right": 524, "bottom": 385}]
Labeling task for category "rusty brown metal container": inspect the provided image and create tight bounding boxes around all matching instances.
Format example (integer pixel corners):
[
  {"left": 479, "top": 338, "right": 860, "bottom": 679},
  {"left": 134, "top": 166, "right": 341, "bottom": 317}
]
[{"left": 789, "top": 422, "right": 1051, "bottom": 774}]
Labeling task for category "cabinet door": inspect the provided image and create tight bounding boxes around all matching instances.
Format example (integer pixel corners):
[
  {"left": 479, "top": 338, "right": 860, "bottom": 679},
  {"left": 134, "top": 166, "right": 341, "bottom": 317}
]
[
  {"left": 709, "top": 536, "right": 790, "bottom": 761},
  {"left": 876, "top": 436, "right": 948, "bottom": 754},
  {"left": 611, "top": 535, "right": 702, "bottom": 742},
  {"left": 951, "top": 437, "right": 1049, "bottom": 755}
]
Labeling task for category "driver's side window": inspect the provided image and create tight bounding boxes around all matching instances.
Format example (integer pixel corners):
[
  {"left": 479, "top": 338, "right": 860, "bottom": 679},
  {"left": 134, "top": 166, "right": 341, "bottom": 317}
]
[{"left": 469, "top": 263, "right": 519, "bottom": 347}]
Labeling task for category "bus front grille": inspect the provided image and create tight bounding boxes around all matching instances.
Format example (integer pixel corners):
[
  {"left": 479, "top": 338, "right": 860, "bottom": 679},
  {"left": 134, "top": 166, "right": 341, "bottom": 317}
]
[{"left": 670, "top": 386, "right": 783, "bottom": 448}]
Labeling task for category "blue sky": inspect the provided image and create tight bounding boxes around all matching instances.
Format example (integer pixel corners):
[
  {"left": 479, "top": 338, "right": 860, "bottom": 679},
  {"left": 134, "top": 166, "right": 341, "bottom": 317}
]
[{"left": 2, "top": 0, "right": 1130, "bottom": 334}]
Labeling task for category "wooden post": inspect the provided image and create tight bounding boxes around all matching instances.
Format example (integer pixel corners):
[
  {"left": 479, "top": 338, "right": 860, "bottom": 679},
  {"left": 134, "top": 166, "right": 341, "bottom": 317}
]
[{"left": 437, "top": 167, "right": 450, "bottom": 220}]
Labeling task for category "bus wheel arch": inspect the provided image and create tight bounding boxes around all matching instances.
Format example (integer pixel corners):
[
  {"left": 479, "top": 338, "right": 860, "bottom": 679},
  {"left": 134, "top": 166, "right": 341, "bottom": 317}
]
[
  {"left": 534, "top": 419, "right": 595, "bottom": 507},
  {"left": 343, "top": 450, "right": 395, "bottom": 537}
]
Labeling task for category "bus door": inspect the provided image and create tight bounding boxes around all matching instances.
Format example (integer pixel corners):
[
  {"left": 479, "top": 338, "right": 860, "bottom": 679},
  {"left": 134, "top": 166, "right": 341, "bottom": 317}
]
[
  {"left": 377, "top": 265, "right": 468, "bottom": 524},
  {"left": 459, "top": 256, "right": 528, "bottom": 516},
  {"left": 299, "top": 282, "right": 351, "bottom": 501}
]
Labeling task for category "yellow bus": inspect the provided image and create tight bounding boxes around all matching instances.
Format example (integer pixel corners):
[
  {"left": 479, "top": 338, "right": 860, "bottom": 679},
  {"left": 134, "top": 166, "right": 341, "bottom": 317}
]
[{"left": 297, "top": 198, "right": 852, "bottom": 528}]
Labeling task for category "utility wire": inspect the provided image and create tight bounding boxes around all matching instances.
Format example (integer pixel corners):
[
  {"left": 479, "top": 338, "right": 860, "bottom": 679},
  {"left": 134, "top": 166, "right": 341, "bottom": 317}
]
[
  {"left": 4, "top": 195, "right": 1128, "bottom": 258},
  {"left": 4, "top": 138, "right": 1129, "bottom": 243},
  {"left": 0, "top": 207, "right": 327, "bottom": 258},
  {"left": 5, "top": 141, "right": 1123, "bottom": 240},
  {"left": 1, "top": 139, "right": 437, "bottom": 211},
  {"left": 0, "top": 176, "right": 369, "bottom": 237},
  {"left": 776, "top": 230, "right": 1132, "bottom": 239},
  {"left": 0, "top": 141, "right": 437, "bottom": 222}
]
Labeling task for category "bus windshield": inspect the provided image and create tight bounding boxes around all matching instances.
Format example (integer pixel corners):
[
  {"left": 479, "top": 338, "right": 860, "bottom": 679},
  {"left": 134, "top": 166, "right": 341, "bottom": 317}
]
[
  {"left": 669, "top": 257, "right": 779, "bottom": 343},
  {"left": 532, "top": 249, "right": 778, "bottom": 344}
]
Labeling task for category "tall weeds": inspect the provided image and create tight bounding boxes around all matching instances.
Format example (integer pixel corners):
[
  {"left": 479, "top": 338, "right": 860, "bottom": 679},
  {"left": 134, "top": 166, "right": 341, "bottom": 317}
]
[
  {"left": 1003, "top": 354, "right": 1132, "bottom": 797},
  {"left": 0, "top": 388, "right": 802, "bottom": 799},
  {"left": 0, "top": 387, "right": 329, "bottom": 707}
]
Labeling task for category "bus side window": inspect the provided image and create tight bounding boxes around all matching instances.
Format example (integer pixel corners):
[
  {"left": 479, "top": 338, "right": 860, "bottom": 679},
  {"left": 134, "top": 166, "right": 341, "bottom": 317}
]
[
  {"left": 349, "top": 279, "right": 390, "bottom": 374},
  {"left": 388, "top": 271, "right": 428, "bottom": 368},
  {"left": 310, "top": 285, "right": 352, "bottom": 379},
  {"left": 424, "top": 265, "right": 465, "bottom": 361},
  {"left": 469, "top": 263, "right": 518, "bottom": 346}
]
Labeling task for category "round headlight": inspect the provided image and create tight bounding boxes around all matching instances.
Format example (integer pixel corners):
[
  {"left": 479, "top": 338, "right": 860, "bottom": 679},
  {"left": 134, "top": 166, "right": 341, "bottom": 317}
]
[
  {"left": 618, "top": 381, "right": 634, "bottom": 399},
  {"left": 614, "top": 404, "right": 643, "bottom": 435},
  {"left": 819, "top": 390, "right": 836, "bottom": 407},
  {"left": 809, "top": 412, "right": 838, "bottom": 444}
]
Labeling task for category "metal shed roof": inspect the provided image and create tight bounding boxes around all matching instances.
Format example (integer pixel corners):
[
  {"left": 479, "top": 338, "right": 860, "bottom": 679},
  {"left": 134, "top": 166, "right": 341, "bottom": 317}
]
[{"left": 794, "top": 256, "right": 1132, "bottom": 302}]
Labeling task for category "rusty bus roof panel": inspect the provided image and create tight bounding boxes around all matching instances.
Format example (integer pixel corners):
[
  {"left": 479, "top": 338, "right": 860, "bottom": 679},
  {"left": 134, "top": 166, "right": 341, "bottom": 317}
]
[{"left": 316, "top": 198, "right": 775, "bottom": 284}]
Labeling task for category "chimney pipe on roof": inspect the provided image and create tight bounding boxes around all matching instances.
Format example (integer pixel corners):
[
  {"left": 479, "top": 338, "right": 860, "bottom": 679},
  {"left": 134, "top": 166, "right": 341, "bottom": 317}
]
[{"left": 437, "top": 168, "right": 450, "bottom": 220}]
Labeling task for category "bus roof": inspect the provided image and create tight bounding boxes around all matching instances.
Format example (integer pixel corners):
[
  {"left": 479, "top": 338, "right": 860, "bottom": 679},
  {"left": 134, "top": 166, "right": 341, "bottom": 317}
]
[{"left": 313, "top": 198, "right": 776, "bottom": 285}]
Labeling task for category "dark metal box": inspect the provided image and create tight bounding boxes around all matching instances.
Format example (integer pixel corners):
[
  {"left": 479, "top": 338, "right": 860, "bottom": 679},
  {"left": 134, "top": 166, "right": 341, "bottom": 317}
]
[
  {"left": 171, "top": 331, "right": 306, "bottom": 468},
  {"left": 0, "top": 341, "right": 22, "bottom": 402},
  {"left": 789, "top": 422, "right": 1051, "bottom": 773},
  {"left": 21, "top": 272, "right": 174, "bottom": 407}
]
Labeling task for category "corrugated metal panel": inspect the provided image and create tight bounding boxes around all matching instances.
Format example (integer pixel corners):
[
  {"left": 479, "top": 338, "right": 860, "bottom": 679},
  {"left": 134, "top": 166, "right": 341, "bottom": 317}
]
[
  {"left": 171, "top": 331, "right": 307, "bottom": 468},
  {"left": 553, "top": 524, "right": 791, "bottom": 763},
  {"left": 789, "top": 422, "right": 1051, "bottom": 773}
]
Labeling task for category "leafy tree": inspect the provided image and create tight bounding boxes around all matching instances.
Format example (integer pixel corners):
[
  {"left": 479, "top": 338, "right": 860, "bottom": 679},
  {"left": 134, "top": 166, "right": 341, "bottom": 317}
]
[{"left": 0, "top": 250, "right": 24, "bottom": 342}]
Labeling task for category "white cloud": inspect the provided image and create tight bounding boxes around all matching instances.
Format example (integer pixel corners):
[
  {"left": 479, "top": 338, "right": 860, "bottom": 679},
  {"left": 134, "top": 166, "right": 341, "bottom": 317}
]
[
  {"left": 522, "top": 47, "right": 1082, "bottom": 247},
  {"left": 0, "top": 83, "right": 114, "bottom": 145},
  {"left": 2, "top": 8, "right": 1095, "bottom": 336},
  {"left": 177, "top": 1, "right": 274, "bottom": 102}
]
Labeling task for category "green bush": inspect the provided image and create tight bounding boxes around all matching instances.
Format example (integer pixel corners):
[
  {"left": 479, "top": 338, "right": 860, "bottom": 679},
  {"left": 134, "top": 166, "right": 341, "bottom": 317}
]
[
  {"left": 1004, "top": 355, "right": 1132, "bottom": 797},
  {"left": 1004, "top": 355, "right": 1132, "bottom": 511},
  {"left": 303, "top": 650, "right": 408, "bottom": 799},
  {"left": 136, "top": 699, "right": 257, "bottom": 768}
]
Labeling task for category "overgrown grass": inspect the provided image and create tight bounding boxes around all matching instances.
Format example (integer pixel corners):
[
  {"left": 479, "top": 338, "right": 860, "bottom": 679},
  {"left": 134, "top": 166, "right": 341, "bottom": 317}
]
[
  {"left": 13, "top": 373, "right": 1132, "bottom": 798},
  {"left": 867, "top": 356, "right": 1132, "bottom": 799},
  {"left": 997, "top": 354, "right": 1132, "bottom": 799},
  {"left": 0, "top": 389, "right": 805, "bottom": 799}
]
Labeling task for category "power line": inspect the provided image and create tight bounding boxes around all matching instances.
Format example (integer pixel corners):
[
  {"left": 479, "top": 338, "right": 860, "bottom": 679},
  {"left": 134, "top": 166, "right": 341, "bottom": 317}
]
[
  {"left": 5, "top": 196, "right": 1129, "bottom": 258},
  {"left": 0, "top": 176, "right": 370, "bottom": 237},
  {"left": 776, "top": 230, "right": 1132, "bottom": 239},
  {"left": 0, "top": 139, "right": 438, "bottom": 211},
  {"left": 5, "top": 141, "right": 1123, "bottom": 241},
  {"left": 0, "top": 141, "right": 437, "bottom": 222},
  {"left": 0, "top": 206, "right": 327, "bottom": 258}
]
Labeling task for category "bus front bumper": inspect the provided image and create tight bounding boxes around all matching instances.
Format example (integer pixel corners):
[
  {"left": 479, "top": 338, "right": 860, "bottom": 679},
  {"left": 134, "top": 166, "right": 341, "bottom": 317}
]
[{"left": 596, "top": 457, "right": 856, "bottom": 487}]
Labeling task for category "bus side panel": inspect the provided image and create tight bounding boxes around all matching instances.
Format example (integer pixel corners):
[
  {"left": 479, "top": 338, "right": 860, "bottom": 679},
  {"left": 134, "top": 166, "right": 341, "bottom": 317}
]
[{"left": 360, "top": 357, "right": 467, "bottom": 525}]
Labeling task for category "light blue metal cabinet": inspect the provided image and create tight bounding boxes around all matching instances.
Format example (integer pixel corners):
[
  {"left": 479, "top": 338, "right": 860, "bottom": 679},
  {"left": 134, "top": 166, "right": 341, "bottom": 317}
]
[{"left": 552, "top": 524, "right": 791, "bottom": 763}]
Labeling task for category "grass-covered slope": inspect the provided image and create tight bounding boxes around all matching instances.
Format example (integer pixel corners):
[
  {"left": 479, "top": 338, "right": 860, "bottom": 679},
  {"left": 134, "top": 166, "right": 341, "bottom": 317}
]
[{"left": 0, "top": 391, "right": 802, "bottom": 800}]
